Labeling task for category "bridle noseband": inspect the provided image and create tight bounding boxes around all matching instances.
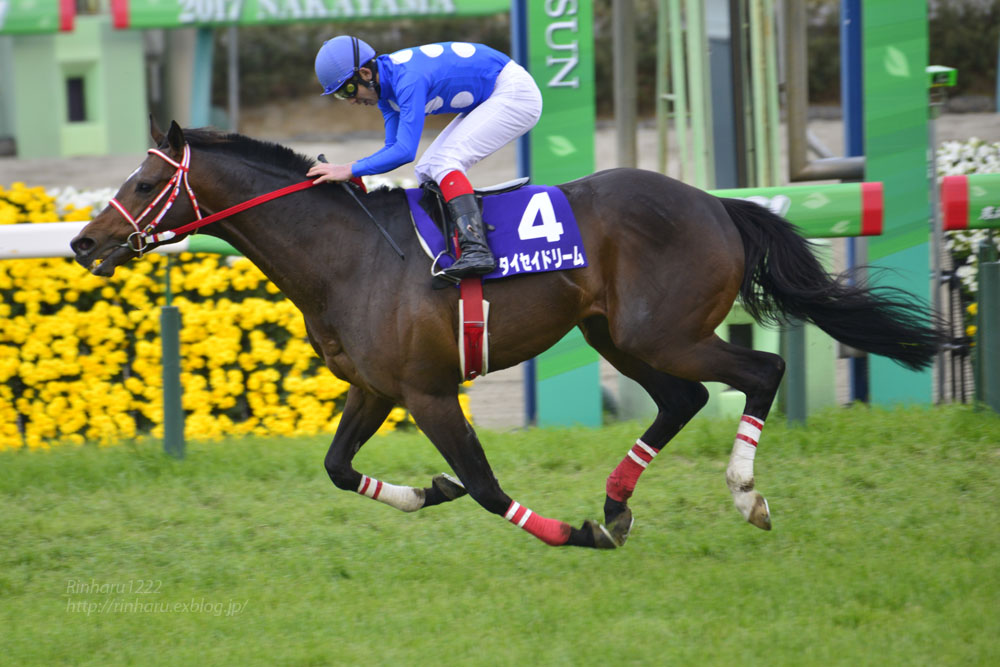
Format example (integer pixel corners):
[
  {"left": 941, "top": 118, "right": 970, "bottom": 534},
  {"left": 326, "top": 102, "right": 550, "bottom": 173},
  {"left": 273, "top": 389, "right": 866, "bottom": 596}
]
[{"left": 108, "top": 144, "right": 203, "bottom": 256}]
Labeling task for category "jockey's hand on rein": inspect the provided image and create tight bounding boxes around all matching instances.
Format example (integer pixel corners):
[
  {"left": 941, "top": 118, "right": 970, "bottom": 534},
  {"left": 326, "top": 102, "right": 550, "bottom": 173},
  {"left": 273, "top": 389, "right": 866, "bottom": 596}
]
[{"left": 308, "top": 161, "right": 354, "bottom": 185}]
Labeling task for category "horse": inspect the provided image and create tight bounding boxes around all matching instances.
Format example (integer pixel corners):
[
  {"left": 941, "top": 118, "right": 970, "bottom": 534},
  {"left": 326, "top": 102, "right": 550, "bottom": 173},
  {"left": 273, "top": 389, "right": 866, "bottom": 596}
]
[{"left": 70, "top": 120, "right": 942, "bottom": 549}]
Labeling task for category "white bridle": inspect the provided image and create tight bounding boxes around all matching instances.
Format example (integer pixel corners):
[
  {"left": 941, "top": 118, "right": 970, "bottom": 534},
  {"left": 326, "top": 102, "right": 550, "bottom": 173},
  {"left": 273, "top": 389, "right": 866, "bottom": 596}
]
[{"left": 108, "top": 145, "right": 203, "bottom": 255}]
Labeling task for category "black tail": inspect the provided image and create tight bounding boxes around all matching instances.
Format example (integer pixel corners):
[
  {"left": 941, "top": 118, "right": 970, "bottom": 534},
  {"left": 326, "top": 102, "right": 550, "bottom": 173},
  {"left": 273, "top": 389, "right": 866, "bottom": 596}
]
[{"left": 720, "top": 197, "right": 944, "bottom": 371}]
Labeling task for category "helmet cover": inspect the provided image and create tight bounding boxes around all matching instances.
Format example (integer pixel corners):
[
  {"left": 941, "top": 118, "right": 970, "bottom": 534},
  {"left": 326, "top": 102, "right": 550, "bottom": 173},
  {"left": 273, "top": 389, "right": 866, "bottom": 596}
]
[{"left": 315, "top": 36, "right": 376, "bottom": 96}]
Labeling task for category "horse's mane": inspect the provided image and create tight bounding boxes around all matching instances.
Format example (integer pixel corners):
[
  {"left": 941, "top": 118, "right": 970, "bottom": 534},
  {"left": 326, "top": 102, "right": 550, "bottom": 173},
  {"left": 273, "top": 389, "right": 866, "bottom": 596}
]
[
  {"left": 183, "top": 127, "right": 316, "bottom": 178},
  {"left": 181, "top": 127, "right": 403, "bottom": 206}
]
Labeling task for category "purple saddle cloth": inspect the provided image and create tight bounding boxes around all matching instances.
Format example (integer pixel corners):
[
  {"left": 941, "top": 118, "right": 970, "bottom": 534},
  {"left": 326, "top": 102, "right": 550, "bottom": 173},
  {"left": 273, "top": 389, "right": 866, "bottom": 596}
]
[{"left": 406, "top": 185, "right": 587, "bottom": 280}]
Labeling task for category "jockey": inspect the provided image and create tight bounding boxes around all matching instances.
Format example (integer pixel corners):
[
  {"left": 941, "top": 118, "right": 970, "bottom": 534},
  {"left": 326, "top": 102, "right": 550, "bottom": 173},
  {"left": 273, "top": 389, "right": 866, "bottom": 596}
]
[{"left": 308, "top": 35, "right": 543, "bottom": 281}]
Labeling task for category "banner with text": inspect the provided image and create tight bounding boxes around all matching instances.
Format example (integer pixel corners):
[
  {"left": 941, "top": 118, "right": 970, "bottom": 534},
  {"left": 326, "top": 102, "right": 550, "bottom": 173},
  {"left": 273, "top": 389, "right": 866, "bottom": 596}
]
[
  {"left": 109, "top": 0, "right": 508, "bottom": 29},
  {"left": 525, "top": 0, "right": 595, "bottom": 185},
  {"left": 0, "top": 0, "right": 73, "bottom": 34}
]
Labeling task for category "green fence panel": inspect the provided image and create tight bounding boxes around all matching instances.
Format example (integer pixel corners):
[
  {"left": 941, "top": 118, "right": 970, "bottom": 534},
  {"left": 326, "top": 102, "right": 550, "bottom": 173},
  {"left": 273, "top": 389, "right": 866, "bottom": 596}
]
[
  {"left": 710, "top": 181, "right": 883, "bottom": 238},
  {"left": 941, "top": 174, "right": 1000, "bottom": 231}
]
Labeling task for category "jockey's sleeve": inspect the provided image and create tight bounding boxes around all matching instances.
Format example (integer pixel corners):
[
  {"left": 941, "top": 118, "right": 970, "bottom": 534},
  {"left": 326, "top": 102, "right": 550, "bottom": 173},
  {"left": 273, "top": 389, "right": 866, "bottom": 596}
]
[{"left": 352, "top": 77, "right": 427, "bottom": 177}]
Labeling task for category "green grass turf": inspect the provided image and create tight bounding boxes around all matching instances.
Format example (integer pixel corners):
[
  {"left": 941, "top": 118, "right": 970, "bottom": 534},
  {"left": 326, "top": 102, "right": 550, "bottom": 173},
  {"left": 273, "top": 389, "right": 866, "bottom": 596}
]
[{"left": 1, "top": 404, "right": 998, "bottom": 665}]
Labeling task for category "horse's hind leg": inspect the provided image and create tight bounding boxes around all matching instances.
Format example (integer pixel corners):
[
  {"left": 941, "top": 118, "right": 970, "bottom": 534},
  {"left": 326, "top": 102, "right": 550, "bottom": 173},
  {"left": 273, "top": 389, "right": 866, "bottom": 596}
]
[
  {"left": 324, "top": 386, "right": 468, "bottom": 512},
  {"left": 404, "top": 390, "right": 618, "bottom": 548},
  {"left": 660, "top": 336, "right": 785, "bottom": 531},
  {"left": 579, "top": 317, "right": 709, "bottom": 545}
]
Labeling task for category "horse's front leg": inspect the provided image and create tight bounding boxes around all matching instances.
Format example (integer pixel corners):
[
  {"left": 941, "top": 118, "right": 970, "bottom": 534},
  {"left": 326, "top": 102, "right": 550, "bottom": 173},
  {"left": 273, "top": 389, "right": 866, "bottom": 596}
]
[
  {"left": 324, "top": 385, "right": 467, "bottom": 511},
  {"left": 405, "top": 391, "right": 617, "bottom": 548},
  {"left": 601, "top": 374, "right": 709, "bottom": 544}
]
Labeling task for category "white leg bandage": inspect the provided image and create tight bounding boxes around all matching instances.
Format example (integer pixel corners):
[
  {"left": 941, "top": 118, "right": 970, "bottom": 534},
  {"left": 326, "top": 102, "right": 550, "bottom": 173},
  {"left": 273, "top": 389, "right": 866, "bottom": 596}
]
[
  {"left": 358, "top": 475, "right": 424, "bottom": 513},
  {"left": 728, "top": 414, "right": 762, "bottom": 487},
  {"left": 727, "top": 415, "right": 764, "bottom": 519}
]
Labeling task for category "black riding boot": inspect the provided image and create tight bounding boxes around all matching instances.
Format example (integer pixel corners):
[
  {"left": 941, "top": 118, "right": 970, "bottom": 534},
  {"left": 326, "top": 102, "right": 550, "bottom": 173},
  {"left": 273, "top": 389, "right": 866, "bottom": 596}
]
[{"left": 443, "top": 193, "right": 496, "bottom": 280}]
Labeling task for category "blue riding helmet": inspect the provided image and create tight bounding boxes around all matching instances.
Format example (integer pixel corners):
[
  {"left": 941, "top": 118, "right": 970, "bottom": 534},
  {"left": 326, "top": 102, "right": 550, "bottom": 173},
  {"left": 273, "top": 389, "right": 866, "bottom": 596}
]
[{"left": 315, "top": 36, "right": 376, "bottom": 96}]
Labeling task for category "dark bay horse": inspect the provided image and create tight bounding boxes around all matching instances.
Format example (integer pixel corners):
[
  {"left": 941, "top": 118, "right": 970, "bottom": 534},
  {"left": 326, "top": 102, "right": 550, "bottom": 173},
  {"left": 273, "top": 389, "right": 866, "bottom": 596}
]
[{"left": 70, "top": 121, "right": 941, "bottom": 549}]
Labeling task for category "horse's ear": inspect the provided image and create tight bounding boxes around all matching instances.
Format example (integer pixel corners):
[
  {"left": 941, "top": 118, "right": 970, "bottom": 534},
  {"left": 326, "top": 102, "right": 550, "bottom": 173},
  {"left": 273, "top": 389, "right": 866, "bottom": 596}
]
[
  {"left": 149, "top": 115, "right": 165, "bottom": 146},
  {"left": 166, "top": 121, "right": 185, "bottom": 152}
]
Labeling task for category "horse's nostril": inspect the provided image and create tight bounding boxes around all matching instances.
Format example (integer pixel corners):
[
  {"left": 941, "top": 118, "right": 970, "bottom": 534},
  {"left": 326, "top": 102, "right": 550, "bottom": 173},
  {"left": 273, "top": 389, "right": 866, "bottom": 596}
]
[{"left": 70, "top": 237, "right": 95, "bottom": 255}]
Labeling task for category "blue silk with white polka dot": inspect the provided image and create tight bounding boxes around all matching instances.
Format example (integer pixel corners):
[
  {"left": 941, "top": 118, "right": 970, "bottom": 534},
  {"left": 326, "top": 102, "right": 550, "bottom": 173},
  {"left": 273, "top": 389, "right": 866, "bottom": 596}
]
[{"left": 351, "top": 42, "right": 511, "bottom": 177}]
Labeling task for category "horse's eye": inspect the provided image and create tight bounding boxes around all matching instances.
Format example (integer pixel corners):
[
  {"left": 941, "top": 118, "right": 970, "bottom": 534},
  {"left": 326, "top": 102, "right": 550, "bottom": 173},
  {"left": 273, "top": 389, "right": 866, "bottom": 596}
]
[{"left": 136, "top": 182, "right": 154, "bottom": 194}]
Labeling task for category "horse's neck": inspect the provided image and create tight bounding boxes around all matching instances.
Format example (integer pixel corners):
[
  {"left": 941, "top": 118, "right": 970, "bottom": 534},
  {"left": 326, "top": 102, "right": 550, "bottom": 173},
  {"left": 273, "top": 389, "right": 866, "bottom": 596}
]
[{"left": 194, "top": 162, "right": 364, "bottom": 309}]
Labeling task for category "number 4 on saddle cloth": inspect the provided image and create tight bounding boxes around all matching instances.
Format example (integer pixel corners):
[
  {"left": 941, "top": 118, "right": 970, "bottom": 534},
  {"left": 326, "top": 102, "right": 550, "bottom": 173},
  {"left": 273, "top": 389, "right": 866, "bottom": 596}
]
[{"left": 406, "top": 181, "right": 589, "bottom": 381}]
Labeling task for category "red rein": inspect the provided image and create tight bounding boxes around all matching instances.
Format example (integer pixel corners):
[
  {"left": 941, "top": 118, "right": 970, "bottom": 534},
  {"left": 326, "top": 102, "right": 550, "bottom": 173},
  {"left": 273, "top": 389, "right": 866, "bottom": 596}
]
[{"left": 109, "top": 144, "right": 319, "bottom": 254}]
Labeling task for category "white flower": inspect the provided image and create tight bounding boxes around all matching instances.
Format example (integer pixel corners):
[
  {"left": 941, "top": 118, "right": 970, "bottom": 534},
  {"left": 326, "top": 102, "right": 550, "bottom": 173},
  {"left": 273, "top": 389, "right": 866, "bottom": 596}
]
[
  {"left": 937, "top": 138, "right": 1000, "bottom": 302},
  {"left": 48, "top": 186, "right": 115, "bottom": 218}
]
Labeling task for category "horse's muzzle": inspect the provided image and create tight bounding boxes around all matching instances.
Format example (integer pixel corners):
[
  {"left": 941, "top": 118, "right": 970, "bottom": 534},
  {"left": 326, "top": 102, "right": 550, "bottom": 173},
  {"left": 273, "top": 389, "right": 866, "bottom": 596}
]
[
  {"left": 69, "top": 234, "right": 96, "bottom": 259},
  {"left": 70, "top": 233, "right": 134, "bottom": 276}
]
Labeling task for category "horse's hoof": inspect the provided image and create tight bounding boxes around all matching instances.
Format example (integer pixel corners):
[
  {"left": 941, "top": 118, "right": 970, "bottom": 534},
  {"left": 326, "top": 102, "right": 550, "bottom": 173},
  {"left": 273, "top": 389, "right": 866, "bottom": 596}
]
[
  {"left": 432, "top": 473, "right": 468, "bottom": 501},
  {"left": 731, "top": 487, "right": 772, "bottom": 531},
  {"left": 747, "top": 494, "right": 771, "bottom": 531},
  {"left": 606, "top": 506, "right": 634, "bottom": 546},
  {"left": 584, "top": 520, "right": 619, "bottom": 549}
]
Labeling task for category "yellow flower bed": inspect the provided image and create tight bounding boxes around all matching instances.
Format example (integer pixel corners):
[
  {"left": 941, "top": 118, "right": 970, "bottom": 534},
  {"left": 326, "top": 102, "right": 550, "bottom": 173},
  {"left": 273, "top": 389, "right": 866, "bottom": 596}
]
[{"left": 1, "top": 183, "right": 470, "bottom": 451}]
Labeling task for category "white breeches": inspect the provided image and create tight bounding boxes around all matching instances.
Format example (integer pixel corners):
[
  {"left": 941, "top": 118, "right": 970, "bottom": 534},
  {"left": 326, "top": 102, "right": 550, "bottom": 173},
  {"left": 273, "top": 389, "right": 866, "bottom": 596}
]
[{"left": 414, "top": 60, "right": 543, "bottom": 185}]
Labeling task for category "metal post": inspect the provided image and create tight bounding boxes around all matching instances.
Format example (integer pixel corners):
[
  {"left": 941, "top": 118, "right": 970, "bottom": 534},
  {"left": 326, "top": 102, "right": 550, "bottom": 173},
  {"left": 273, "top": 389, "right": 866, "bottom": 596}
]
[
  {"left": 685, "top": 0, "right": 713, "bottom": 188},
  {"left": 657, "top": 0, "right": 670, "bottom": 174},
  {"left": 929, "top": 97, "right": 944, "bottom": 402},
  {"left": 615, "top": 0, "right": 655, "bottom": 420},
  {"left": 190, "top": 27, "right": 214, "bottom": 127},
  {"left": 842, "top": 0, "right": 867, "bottom": 403},
  {"left": 162, "top": 255, "right": 184, "bottom": 458},
  {"left": 784, "top": 319, "right": 807, "bottom": 424},
  {"left": 227, "top": 26, "right": 239, "bottom": 131},
  {"left": 707, "top": 0, "right": 738, "bottom": 188},
  {"left": 750, "top": 0, "right": 769, "bottom": 186},
  {"left": 841, "top": 0, "right": 865, "bottom": 158},
  {"left": 927, "top": 65, "right": 957, "bottom": 403},
  {"left": 613, "top": 0, "right": 638, "bottom": 168},
  {"left": 763, "top": 0, "right": 781, "bottom": 186},
  {"left": 511, "top": 0, "right": 536, "bottom": 426},
  {"left": 668, "top": 0, "right": 689, "bottom": 182},
  {"left": 729, "top": 0, "right": 751, "bottom": 187},
  {"left": 512, "top": 0, "right": 531, "bottom": 180},
  {"left": 979, "top": 241, "right": 1000, "bottom": 414},
  {"left": 784, "top": 0, "right": 864, "bottom": 181}
]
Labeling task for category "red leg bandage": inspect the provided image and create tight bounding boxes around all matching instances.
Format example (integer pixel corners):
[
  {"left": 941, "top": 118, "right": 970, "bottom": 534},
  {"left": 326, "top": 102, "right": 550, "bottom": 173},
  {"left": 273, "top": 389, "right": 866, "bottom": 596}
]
[
  {"left": 605, "top": 438, "right": 660, "bottom": 503},
  {"left": 505, "top": 501, "right": 571, "bottom": 546},
  {"left": 439, "top": 170, "right": 474, "bottom": 202}
]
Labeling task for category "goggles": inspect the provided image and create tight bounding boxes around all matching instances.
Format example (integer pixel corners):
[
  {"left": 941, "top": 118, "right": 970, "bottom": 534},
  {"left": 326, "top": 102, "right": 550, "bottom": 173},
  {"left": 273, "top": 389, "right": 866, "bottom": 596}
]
[{"left": 333, "top": 78, "right": 360, "bottom": 100}]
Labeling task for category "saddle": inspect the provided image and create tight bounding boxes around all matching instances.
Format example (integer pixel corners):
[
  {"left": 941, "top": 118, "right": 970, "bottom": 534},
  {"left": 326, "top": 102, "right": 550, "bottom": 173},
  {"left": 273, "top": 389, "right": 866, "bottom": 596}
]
[
  {"left": 417, "top": 177, "right": 529, "bottom": 378},
  {"left": 419, "top": 178, "right": 531, "bottom": 248}
]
